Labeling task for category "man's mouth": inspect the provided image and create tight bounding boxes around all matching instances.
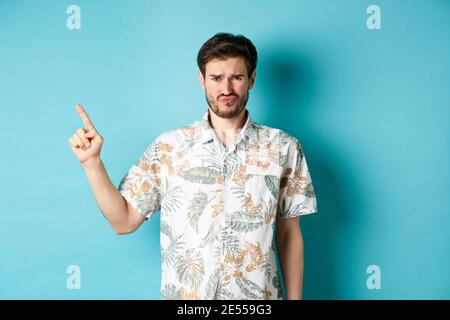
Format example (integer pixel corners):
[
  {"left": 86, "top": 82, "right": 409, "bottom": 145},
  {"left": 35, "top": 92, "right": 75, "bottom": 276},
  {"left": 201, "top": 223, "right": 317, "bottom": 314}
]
[{"left": 220, "top": 96, "right": 236, "bottom": 102}]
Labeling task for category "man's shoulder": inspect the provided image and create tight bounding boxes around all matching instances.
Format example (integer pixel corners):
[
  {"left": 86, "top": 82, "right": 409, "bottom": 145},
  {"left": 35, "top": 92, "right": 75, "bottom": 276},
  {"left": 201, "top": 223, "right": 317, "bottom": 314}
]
[
  {"left": 153, "top": 119, "right": 203, "bottom": 147},
  {"left": 252, "top": 122, "right": 300, "bottom": 148}
]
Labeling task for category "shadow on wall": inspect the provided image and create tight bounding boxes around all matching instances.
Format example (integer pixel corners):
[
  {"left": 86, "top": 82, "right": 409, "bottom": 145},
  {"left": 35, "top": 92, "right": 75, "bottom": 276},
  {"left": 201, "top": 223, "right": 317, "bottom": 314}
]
[{"left": 258, "top": 45, "right": 355, "bottom": 299}]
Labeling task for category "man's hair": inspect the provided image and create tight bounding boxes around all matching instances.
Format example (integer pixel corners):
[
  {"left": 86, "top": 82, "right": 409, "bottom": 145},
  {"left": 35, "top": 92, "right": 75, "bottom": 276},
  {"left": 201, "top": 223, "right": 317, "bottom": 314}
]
[{"left": 197, "top": 32, "right": 258, "bottom": 78}]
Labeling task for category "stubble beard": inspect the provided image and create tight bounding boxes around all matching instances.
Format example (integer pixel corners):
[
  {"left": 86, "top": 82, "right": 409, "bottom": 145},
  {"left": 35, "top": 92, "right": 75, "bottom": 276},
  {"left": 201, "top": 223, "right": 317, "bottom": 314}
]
[{"left": 205, "top": 89, "right": 249, "bottom": 119}]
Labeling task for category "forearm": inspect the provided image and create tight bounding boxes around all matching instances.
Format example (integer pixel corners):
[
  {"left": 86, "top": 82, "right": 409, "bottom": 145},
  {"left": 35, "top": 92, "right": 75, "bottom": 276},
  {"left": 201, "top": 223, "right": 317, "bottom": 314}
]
[
  {"left": 82, "top": 157, "right": 129, "bottom": 230},
  {"left": 277, "top": 230, "right": 304, "bottom": 300}
]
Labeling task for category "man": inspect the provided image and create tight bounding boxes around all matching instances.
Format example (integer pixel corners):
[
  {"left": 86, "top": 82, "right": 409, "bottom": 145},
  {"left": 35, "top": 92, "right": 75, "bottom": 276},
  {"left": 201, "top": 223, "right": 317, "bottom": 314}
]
[{"left": 68, "top": 32, "right": 318, "bottom": 300}]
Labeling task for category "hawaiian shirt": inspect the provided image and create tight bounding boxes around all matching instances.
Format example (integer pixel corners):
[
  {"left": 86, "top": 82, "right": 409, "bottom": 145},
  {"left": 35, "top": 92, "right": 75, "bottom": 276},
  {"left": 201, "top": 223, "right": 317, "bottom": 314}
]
[{"left": 118, "top": 109, "right": 318, "bottom": 300}]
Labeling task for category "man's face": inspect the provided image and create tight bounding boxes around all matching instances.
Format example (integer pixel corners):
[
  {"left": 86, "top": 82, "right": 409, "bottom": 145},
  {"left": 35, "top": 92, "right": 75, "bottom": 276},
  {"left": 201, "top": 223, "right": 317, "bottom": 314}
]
[{"left": 199, "top": 57, "right": 255, "bottom": 119}]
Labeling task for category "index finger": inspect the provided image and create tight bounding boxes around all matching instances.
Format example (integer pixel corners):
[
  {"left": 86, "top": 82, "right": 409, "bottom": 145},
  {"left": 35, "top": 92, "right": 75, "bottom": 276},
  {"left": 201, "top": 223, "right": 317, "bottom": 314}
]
[{"left": 75, "top": 104, "right": 95, "bottom": 129}]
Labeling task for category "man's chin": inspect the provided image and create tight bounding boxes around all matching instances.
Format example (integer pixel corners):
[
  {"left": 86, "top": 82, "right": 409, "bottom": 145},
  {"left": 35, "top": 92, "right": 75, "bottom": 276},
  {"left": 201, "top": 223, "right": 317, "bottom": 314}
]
[
  {"left": 207, "top": 99, "right": 245, "bottom": 119},
  {"left": 217, "top": 106, "right": 242, "bottom": 118}
]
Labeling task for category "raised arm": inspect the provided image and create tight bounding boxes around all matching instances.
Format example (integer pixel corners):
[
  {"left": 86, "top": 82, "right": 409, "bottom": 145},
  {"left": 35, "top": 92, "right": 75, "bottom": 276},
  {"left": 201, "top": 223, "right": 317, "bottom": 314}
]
[{"left": 68, "top": 104, "right": 145, "bottom": 234}]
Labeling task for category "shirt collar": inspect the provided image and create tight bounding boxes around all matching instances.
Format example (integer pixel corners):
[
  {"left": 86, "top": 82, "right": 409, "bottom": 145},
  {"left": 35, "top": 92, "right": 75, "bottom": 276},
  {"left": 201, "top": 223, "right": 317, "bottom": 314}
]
[{"left": 199, "top": 108, "right": 255, "bottom": 145}]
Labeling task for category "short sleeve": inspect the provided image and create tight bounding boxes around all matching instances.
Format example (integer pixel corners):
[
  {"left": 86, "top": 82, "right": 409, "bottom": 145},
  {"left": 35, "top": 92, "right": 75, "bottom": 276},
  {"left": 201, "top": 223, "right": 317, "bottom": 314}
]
[
  {"left": 277, "top": 138, "right": 318, "bottom": 219},
  {"left": 117, "top": 141, "right": 162, "bottom": 220}
]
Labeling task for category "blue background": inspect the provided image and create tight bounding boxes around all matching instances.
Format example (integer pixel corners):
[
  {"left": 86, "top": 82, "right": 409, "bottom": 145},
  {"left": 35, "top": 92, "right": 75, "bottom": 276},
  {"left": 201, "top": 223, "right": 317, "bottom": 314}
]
[{"left": 0, "top": 0, "right": 449, "bottom": 299}]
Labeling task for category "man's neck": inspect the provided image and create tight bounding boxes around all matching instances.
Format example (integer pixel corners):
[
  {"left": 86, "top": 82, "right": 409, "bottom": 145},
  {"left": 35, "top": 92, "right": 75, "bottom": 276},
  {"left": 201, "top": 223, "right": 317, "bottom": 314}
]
[
  {"left": 207, "top": 108, "right": 247, "bottom": 149},
  {"left": 208, "top": 108, "right": 247, "bottom": 131}
]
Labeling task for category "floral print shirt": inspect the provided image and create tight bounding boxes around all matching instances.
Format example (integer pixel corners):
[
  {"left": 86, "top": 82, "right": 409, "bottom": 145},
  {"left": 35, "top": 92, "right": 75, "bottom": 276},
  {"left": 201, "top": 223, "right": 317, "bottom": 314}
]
[{"left": 118, "top": 109, "right": 318, "bottom": 300}]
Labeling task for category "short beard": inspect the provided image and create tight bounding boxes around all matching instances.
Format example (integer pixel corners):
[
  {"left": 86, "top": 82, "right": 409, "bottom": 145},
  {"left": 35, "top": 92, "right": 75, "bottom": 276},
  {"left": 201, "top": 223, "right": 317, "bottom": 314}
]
[{"left": 205, "top": 89, "right": 249, "bottom": 119}]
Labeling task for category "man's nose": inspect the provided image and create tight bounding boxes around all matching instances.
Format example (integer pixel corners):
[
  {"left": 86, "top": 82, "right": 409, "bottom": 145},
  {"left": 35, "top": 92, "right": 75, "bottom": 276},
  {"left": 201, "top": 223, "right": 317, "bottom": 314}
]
[{"left": 221, "top": 79, "right": 233, "bottom": 95}]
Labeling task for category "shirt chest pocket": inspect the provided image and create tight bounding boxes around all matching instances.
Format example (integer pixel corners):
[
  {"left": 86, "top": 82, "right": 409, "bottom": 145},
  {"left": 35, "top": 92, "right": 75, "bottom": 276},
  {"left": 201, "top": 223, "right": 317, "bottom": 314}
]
[{"left": 244, "top": 165, "right": 283, "bottom": 217}]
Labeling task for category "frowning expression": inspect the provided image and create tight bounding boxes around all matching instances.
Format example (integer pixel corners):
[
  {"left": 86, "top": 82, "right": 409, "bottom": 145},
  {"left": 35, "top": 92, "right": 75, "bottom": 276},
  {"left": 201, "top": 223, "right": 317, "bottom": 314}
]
[{"left": 199, "top": 57, "right": 256, "bottom": 119}]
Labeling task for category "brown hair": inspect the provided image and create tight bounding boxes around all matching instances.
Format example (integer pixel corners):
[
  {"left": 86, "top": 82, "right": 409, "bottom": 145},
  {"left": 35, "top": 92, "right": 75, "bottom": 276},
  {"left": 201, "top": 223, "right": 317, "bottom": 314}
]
[{"left": 197, "top": 32, "right": 258, "bottom": 78}]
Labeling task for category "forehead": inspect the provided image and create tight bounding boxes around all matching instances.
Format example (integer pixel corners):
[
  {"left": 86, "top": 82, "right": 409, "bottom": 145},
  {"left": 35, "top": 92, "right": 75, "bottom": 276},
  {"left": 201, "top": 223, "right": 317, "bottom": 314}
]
[{"left": 205, "top": 57, "right": 247, "bottom": 74}]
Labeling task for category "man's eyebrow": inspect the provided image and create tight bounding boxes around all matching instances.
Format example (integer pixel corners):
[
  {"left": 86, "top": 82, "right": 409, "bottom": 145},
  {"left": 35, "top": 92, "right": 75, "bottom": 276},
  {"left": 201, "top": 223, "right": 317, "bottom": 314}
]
[{"left": 208, "top": 73, "right": 245, "bottom": 77}]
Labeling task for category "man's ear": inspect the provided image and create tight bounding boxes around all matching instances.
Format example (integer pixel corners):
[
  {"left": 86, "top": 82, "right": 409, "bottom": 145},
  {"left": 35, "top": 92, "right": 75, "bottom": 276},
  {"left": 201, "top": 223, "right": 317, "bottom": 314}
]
[
  {"left": 249, "top": 70, "right": 256, "bottom": 89},
  {"left": 198, "top": 69, "right": 205, "bottom": 89}
]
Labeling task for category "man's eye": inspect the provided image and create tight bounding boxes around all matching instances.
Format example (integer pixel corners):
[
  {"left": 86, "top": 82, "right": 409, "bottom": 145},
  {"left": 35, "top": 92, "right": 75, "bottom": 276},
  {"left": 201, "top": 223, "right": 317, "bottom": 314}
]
[{"left": 212, "top": 77, "right": 219, "bottom": 81}]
